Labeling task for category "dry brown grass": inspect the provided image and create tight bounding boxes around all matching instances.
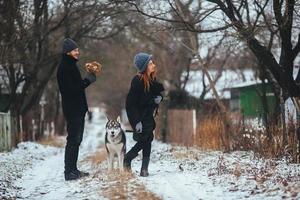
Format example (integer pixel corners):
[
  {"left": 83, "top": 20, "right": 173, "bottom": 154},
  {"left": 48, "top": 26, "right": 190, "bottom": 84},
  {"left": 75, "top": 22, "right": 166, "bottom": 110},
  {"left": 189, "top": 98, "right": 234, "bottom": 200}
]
[
  {"left": 84, "top": 149, "right": 162, "bottom": 200},
  {"left": 253, "top": 125, "right": 296, "bottom": 160},
  {"left": 232, "top": 123, "right": 297, "bottom": 161},
  {"left": 83, "top": 148, "right": 108, "bottom": 166},
  {"left": 38, "top": 136, "right": 65, "bottom": 148},
  {"left": 191, "top": 114, "right": 298, "bottom": 162},
  {"left": 233, "top": 163, "right": 242, "bottom": 178},
  {"left": 99, "top": 170, "right": 161, "bottom": 200},
  {"left": 195, "top": 116, "right": 225, "bottom": 150}
]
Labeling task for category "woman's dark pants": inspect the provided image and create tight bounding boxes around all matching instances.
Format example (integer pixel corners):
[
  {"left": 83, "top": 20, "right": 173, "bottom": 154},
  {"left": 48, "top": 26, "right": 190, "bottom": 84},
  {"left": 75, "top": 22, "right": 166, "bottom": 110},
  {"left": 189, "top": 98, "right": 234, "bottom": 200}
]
[{"left": 125, "top": 118, "right": 155, "bottom": 172}]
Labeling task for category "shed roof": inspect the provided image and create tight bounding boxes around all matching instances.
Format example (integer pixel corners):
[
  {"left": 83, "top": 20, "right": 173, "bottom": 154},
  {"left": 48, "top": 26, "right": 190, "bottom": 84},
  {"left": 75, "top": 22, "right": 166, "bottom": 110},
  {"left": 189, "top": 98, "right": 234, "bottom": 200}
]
[
  {"left": 184, "top": 69, "right": 259, "bottom": 99},
  {"left": 226, "top": 80, "right": 264, "bottom": 89}
]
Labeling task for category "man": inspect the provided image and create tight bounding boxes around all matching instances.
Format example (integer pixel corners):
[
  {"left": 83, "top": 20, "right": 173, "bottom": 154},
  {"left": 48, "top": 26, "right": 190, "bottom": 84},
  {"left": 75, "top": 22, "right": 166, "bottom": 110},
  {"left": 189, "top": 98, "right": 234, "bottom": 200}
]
[{"left": 57, "top": 38, "right": 96, "bottom": 181}]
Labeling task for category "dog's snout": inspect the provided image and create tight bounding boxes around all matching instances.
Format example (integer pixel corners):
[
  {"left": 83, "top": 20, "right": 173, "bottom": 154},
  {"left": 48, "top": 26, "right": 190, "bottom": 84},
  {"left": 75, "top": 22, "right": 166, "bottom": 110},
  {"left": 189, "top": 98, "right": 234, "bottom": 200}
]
[{"left": 111, "top": 131, "right": 114, "bottom": 135}]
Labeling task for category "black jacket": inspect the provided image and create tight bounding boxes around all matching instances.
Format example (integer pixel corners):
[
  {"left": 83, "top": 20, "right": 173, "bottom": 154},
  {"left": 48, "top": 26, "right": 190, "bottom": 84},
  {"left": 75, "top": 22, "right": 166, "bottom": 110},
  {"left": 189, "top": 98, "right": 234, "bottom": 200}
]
[
  {"left": 126, "top": 75, "right": 164, "bottom": 133},
  {"left": 57, "top": 54, "right": 91, "bottom": 120}
]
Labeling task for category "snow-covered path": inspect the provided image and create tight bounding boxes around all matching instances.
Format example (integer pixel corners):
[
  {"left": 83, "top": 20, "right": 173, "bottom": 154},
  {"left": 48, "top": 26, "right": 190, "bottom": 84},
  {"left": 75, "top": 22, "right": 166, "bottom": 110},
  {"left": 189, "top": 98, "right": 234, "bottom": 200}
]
[
  {"left": 14, "top": 109, "right": 106, "bottom": 200},
  {"left": 1, "top": 108, "right": 300, "bottom": 200},
  {"left": 131, "top": 142, "right": 300, "bottom": 200}
]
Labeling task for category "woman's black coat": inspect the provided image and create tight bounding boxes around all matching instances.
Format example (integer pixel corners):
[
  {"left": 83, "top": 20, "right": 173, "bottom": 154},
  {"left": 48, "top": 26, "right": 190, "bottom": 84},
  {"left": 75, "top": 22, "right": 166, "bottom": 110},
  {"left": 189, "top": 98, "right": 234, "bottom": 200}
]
[
  {"left": 57, "top": 54, "right": 91, "bottom": 120},
  {"left": 126, "top": 75, "right": 164, "bottom": 141}
]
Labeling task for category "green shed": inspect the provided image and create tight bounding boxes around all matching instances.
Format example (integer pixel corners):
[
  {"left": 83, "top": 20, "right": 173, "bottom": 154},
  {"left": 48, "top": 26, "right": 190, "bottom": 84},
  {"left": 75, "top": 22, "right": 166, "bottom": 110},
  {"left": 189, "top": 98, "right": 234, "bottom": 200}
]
[{"left": 228, "top": 81, "right": 277, "bottom": 118}]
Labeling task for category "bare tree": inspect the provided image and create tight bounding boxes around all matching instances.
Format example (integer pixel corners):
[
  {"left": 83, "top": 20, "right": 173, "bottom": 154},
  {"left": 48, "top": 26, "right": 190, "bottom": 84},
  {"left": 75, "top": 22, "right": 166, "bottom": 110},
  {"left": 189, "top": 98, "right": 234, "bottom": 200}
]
[
  {"left": 204, "top": 1, "right": 300, "bottom": 100},
  {"left": 118, "top": 0, "right": 300, "bottom": 97},
  {"left": 115, "top": 0, "right": 300, "bottom": 148},
  {"left": 114, "top": 0, "right": 237, "bottom": 150},
  {"left": 0, "top": 0, "right": 132, "bottom": 143}
]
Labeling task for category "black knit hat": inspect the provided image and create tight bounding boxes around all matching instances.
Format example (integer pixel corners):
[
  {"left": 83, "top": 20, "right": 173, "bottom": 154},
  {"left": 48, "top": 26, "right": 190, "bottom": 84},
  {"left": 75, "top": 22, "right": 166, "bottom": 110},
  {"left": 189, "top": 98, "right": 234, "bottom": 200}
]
[{"left": 62, "top": 38, "right": 78, "bottom": 54}]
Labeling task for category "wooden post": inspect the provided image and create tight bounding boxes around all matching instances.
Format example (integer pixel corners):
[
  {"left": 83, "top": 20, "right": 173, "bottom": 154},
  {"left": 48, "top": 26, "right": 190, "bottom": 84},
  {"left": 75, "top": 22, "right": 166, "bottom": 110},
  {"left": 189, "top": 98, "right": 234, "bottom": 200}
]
[
  {"left": 167, "top": 109, "right": 196, "bottom": 147},
  {"left": 0, "top": 113, "right": 5, "bottom": 151},
  {"left": 0, "top": 112, "right": 12, "bottom": 152}
]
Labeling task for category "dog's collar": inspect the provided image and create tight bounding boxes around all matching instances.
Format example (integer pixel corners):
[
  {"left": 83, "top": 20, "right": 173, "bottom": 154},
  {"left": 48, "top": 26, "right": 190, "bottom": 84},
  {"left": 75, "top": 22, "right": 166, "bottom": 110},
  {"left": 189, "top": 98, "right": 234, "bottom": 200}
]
[{"left": 107, "top": 138, "right": 123, "bottom": 145}]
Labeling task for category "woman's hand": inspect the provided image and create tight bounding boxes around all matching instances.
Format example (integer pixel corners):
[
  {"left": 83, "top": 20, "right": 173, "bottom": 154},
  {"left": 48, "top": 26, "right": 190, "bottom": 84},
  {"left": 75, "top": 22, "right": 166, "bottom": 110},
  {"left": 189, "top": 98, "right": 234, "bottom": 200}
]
[
  {"left": 154, "top": 95, "right": 162, "bottom": 104},
  {"left": 135, "top": 122, "right": 143, "bottom": 133}
]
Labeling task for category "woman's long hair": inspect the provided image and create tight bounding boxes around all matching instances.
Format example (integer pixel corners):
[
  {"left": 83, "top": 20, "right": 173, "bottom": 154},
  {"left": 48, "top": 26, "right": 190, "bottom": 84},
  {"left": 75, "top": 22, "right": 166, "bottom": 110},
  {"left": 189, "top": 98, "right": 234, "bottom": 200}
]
[{"left": 138, "top": 67, "right": 157, "bottom": 92}]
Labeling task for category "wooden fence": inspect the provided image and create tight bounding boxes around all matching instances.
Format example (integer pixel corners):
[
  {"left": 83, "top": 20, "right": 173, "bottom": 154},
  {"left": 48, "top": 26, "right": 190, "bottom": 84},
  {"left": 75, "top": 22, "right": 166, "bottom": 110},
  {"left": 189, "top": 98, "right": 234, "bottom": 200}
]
[
  {"left": 156, "top": 108, "right": 196, "bottom": 147},
  {"left": 0, "top": 112, "right": 12, "bottom": 152}
]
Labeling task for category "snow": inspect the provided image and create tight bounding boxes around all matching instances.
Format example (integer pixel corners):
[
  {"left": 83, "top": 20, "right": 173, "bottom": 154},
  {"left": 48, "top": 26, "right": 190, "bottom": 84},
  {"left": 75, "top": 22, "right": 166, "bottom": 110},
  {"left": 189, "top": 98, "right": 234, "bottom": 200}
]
[
  {"left": 184, "top": 69, "right": 258, "bottom": 99},
  {"left": 0, "top": 142, "right": 60, "bottom": 199},
  {"left": 133, "top": 144, "right": 300, "bottom": 200},
  {"left": 228, "top": 80, "right": 263, "bottom": 89},
  {"left": 0, "top": 108, "right": 106, "bottom": 200},
  {"left": 1, "top": 108, "right": 300, "bottom": 200}
]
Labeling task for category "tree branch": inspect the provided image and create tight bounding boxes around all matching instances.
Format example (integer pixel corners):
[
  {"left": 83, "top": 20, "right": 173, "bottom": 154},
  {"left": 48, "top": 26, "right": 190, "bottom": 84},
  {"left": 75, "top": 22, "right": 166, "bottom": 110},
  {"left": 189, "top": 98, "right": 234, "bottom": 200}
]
[
  {"left": 292, "top": 33, "right": 300, "bottom": 59},
  {"left": 273, "top": 0, "right": 283, "bottom": 26}
]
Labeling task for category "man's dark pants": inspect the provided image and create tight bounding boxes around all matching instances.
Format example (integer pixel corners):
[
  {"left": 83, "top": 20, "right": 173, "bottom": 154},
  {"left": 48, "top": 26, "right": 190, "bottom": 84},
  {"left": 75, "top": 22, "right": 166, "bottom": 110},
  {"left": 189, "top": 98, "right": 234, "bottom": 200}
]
[{"left": 65, "top": 116, "right": 85, "bottom": 174}]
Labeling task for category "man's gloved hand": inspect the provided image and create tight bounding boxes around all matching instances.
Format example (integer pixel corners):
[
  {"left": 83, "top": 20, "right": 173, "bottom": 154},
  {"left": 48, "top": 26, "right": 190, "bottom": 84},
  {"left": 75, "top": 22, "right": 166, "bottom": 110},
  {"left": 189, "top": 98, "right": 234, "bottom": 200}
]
[
  {"left": 154, "top": 95, "right": 162, "bottom": 104},
  {"left": 85, "top": 73, "right": 96, "bottom": 84},
  {"left": 135, "top": 122, "right": 143, "bottom": 133}
]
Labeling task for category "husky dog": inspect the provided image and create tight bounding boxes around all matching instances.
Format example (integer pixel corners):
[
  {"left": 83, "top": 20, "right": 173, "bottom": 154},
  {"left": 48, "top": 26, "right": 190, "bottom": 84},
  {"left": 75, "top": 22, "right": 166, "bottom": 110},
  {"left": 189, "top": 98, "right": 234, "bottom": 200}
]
[{"left": 105, "top": 116, "right": 126, "bottom": 171}]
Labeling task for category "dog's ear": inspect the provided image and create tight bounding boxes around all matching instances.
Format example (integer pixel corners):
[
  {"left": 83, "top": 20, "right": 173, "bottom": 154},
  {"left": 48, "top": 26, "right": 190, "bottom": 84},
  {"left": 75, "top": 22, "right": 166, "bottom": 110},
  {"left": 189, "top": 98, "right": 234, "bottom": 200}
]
[
  {"left": 117, "top": 116, "right": 121, "bottom": 123},
  {"left": 106, "top": 116, "right": 110, "bottom": 122}
]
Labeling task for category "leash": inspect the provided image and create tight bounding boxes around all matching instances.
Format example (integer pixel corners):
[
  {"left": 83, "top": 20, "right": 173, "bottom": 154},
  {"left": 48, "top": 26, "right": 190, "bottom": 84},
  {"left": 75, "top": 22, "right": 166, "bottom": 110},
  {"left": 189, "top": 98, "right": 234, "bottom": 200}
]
[{"left": 125, "top": 129, "right": 135, "bottom": 133}]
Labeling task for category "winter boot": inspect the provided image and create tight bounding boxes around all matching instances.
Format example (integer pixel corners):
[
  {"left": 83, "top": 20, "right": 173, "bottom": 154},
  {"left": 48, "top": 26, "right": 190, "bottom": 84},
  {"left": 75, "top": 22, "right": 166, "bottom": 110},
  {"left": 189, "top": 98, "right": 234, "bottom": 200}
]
[
  {"left": 64, "top": 170, "right": 80, "bottom": 181},
  {"left": 123, "top": 158, "right": 132, "bottom": 171},
  {"left": 76, "top": 170, "right": 89, "bottom": 178},
  {"left": 140, "top": 157, "right": 150, "bottom": 177}
]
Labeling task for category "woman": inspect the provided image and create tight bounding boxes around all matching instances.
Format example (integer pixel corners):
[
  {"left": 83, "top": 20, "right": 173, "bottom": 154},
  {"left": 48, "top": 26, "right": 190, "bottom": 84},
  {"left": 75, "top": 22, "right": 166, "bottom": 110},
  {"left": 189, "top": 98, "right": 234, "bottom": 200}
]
[{"left": 124, "top": 52, "right": 164, "bottom": 177}]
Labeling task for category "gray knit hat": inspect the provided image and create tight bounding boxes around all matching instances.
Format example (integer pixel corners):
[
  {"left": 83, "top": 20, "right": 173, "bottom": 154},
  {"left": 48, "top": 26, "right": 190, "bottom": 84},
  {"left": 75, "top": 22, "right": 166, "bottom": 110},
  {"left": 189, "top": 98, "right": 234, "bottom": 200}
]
[
  {"left": 134, "top": 52, "right": 152, "bottom": 73},
  {"left": 62, "top": 38, "right": 78, "bottom": 54}
]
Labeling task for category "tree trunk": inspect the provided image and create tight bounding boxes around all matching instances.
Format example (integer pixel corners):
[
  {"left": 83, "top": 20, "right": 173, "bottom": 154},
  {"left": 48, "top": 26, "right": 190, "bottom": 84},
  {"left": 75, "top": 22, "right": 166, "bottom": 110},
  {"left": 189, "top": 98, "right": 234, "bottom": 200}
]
[
  {"left": 280, "top": 91, "right": 288, "bottom": 146},
  {"left": 9, "top": 105, "right": 21, "bottom": 147}
]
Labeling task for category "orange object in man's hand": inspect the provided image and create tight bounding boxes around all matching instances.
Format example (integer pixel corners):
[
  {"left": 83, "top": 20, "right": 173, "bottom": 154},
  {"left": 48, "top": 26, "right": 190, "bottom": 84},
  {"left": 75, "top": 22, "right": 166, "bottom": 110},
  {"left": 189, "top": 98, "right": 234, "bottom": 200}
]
[{"left": 85, "top": 61, "right": 102, "bottom": 75}]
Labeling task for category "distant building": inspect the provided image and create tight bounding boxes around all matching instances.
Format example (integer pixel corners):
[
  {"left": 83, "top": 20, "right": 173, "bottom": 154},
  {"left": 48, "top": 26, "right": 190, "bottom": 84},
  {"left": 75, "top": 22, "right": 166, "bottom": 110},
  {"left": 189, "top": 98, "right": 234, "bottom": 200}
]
[
  {"left": 184, "top": 69, "right": 259, "bottom": 115},
  {"left": 185, "top": 69, "right": 298, "bottom": 124},
  {"left": 185, "top": 69, "right": 257, "bottom": 100},
  {"left": 226, "top": 81, "right": 277, "bottom": 118}
]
